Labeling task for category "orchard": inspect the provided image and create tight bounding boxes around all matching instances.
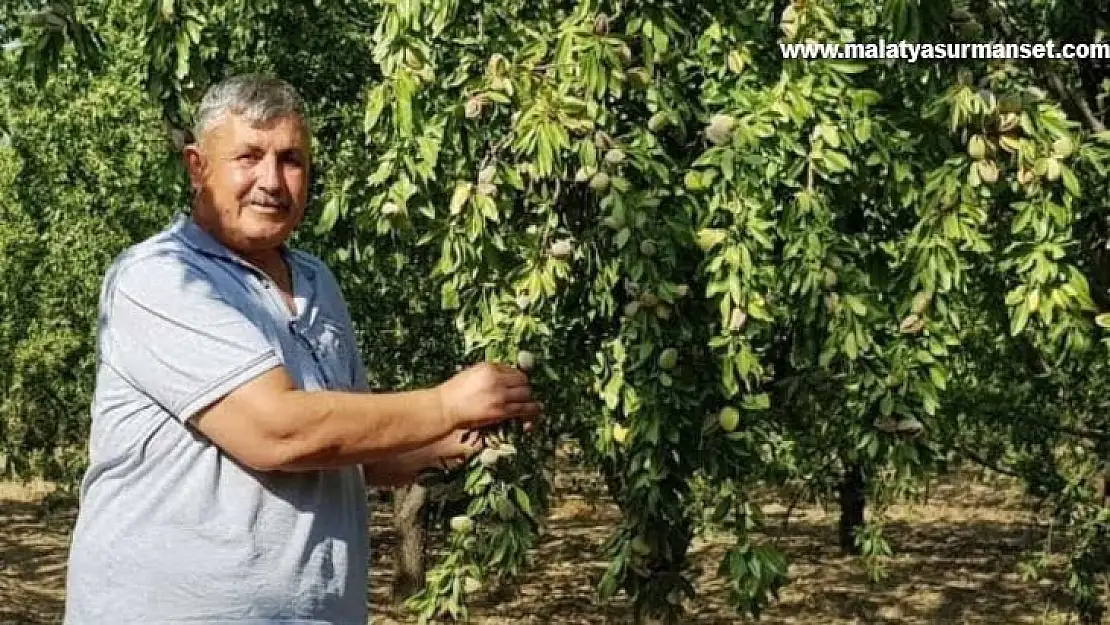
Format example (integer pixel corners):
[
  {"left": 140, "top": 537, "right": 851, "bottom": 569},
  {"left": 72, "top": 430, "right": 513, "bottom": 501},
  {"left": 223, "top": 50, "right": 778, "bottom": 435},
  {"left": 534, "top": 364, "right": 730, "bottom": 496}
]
[{"left": 2, "top": 1, "right": 1109, "bottom": 624}]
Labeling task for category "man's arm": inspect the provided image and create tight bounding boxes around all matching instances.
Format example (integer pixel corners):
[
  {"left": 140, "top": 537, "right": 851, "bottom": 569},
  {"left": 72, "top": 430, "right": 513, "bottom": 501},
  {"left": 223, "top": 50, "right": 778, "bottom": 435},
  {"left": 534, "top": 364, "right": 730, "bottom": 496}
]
[
  {"left": 191, "top": 362, "right": 536, "bottom": 473},
  {"left": 100, "top": 257, "right": 539, "bottom": 474}
]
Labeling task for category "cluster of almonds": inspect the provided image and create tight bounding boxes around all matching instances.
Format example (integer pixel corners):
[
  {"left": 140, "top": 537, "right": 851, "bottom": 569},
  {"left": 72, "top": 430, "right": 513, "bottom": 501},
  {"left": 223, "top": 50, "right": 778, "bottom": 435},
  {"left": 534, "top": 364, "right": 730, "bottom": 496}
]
[
  {"left": 462, "top": 53, "right": 513, "bottom": 119},
  {"left": 621, "top": 282, "right": 689, "bottom": 322},
  {"left": 573, "top": 132, "right": 628, "bottom": 194},
  {"left": 475, "top": 437, "right": 518, "bottom": 469},
  {"left": 949, "top": 5, "right": 1004, "bottom": 40},
  {"left": 965, "top": 90, "right": 1076, "bottom": 188},
  {"left": 705, "top": 114, "right": 736, "bottom": 146},
  {"left": 899, "top": 291, "right": 931, "bottom": 335}
]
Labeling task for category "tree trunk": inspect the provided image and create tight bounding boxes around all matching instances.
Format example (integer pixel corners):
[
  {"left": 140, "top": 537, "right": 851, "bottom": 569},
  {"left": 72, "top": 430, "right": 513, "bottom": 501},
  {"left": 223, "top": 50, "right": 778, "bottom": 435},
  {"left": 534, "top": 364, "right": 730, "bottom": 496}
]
[
  {"left": 391, "top": 484, "right": 428, "bottom": 604},
  {"left": 838, "top": 463, "right": 866, "bottom": 555}
]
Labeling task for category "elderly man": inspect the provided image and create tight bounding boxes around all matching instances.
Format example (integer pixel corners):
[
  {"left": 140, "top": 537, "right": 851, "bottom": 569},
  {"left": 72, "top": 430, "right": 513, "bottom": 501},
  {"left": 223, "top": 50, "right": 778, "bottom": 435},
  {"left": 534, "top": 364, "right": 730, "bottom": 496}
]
[{"left": 62, "top": 74, "right": 540, "bottom": 624}]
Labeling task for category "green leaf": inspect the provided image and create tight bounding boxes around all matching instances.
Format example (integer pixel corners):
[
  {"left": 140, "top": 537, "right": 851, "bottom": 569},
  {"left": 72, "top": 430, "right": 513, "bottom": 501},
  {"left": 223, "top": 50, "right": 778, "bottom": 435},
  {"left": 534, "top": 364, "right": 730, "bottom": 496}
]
[
  {"left": 513, "top": 487, "right": 534, "bottom": 518},
  {"left": 474, "top": 194, "right": 498, "bottom": 222},
  {"left": 441, "top": 281, "right": 459, "bottom": 310},
  {"left": 1010, "top": 304, "right": 1030, "bottom": 336},
  {"left": 602, "top": 373, "right": 623, "bottom": 409},
  {"left": 825, "top": 61, "right": 868, "bottom": 74},
  {"left": 314, "top": 195, "right": 340, "bottom": 235},
  {"left": 844, "top": 332, "right": 858, "bottom": 360},
  {"left": 822, "top": 150, "right": 850, "bottom": 172},
  {"left": 854, "top": 118, "right": 872, "bottom": 143},
  {"left": 928, "top": 366, "right": 946, "bottom": 391},
  {"left": 880, "top": 393, "right": 893, "bottom": 416},
  {"left": 1061, "top": 166, "right": 1081, "bottom": 197},
  {"left": 1095, "top": 313, "right": 1110, "bottom": 328},
  {"left": 866, "top": 434, "right": 879, "bottom": 458},
  {"left": 364, "top": 85, "right": 388, "bottom": 134},
  {"left": 393, "top": 71, "right": 416, "bottom": 137},
  {"left": 450, "top": 182, "right": 471, "bottom": 215},
  {"left": 614, "top": 228, "right": 631, "bottom": 249},
  {"left": 697, "top": 228, "right": 727, "bottom": 251},
  {"left": 845, "top": 295, "right": 867, "bottom": 316},
  {"left": 741, "top": 393, "right": 770, "bottom": 410},
  {"left": 503, "top": 166, "right": 525, "bottom": 190},
  {"left": 174, "top": 33, "right": 191, "bottom": 80}
]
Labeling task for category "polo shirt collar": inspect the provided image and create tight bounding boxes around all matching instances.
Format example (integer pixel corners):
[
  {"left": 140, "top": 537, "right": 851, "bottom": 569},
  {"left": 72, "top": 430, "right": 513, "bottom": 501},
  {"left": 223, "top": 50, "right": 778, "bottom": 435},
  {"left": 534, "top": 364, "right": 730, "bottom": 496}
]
[{"left": 169, "top": 211, "right": 315, "bottom": 282}]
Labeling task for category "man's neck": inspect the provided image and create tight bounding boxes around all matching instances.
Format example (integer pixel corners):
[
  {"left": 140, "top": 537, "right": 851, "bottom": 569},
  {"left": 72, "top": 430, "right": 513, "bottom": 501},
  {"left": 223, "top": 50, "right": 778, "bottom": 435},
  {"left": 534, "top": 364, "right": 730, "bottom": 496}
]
[
  {"left": 242, "top": 250, "right": 291, "bottom": 288},
  {"left": 190, "top": 207, "right": 291, "bottom": 289}
]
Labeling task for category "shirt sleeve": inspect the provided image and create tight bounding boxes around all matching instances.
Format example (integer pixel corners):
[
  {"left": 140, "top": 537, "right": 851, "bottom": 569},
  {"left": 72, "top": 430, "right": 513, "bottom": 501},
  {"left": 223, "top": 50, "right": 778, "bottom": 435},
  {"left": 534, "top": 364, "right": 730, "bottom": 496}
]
[{"left": 101, "top": 254, "right": 283, "bottom": 424}]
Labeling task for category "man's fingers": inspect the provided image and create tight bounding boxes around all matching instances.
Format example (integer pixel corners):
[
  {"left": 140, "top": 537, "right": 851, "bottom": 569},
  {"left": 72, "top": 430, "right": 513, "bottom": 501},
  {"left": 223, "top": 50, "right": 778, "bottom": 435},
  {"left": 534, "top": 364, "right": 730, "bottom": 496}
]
[
  {"left": 497, "top": 366, "right": 530, "bottom": 387},
  {"left": 502, "top": 384, "right": 534, "bottom": 403},
  {"left": 505, "top": 401, "right": 543, "bottom": 421}
]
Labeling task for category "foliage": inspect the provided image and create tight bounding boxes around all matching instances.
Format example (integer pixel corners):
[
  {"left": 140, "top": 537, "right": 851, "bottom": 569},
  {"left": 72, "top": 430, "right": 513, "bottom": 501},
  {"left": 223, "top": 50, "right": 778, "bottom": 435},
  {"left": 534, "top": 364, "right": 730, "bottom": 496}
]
[
  {"left": 0, "top": 15, "right": 185, "bottom": 486},
  {"left": 2, "top": 0, "right": 1109, "bottom": 623}
]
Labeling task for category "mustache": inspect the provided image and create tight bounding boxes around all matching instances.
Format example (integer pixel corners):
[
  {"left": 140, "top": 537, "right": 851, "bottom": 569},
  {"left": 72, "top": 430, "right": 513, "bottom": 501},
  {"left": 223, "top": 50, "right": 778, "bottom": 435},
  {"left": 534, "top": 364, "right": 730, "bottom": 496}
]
[{"left": 245, "top": 196, "right": 292, "bottom": 209}]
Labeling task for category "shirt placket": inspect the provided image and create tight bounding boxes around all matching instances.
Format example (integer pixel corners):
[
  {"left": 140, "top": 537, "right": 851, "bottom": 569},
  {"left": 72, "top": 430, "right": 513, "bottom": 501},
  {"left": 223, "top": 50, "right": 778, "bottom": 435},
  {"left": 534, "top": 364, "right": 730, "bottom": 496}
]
[{"left": 251, "top": 261, "right": 332, "bottom": 390}]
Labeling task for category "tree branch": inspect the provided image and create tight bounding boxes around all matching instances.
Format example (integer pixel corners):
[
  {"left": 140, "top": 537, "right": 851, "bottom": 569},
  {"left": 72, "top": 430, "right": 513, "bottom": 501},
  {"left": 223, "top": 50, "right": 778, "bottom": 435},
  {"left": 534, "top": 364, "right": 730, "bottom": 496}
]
[
  {"left": 959, "top": 444, "right": 1022, "bottom": 479},
  {"left": 1045, "top": 71, "right": 1106, "bottom": 133},
  {"left": 992, "top": 3, "right": 1106, "bottom": 132},
  {"left": 981, "top": 397, "right": 1110, "bottom": 442}
]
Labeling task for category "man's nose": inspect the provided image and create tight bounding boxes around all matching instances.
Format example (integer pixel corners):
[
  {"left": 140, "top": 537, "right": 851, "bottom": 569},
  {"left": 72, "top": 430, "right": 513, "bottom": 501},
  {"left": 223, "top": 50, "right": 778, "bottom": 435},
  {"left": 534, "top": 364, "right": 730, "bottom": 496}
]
[{"left": 257, "top": 154, "right": 284, "bottom": 194}]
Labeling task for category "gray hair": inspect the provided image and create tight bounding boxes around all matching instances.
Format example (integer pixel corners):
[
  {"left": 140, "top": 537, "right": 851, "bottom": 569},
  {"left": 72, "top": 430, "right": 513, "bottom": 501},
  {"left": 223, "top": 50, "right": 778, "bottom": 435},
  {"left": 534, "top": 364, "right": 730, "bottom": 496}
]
[{"left": 192, "top": 74, "right": 307, "bottom": 143}]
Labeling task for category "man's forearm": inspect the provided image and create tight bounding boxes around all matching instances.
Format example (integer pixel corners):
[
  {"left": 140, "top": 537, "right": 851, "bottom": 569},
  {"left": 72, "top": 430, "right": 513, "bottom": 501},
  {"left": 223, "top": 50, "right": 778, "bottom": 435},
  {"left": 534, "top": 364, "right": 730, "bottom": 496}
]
[
  {"left": 270, "top": 387, "right": 454, "bottom": 472},
  {"left": 363, "top": 429, "right": 475, "bottom": 486},
  {"left": 383, "top": 430, "right": 469, "bottom": 470}
]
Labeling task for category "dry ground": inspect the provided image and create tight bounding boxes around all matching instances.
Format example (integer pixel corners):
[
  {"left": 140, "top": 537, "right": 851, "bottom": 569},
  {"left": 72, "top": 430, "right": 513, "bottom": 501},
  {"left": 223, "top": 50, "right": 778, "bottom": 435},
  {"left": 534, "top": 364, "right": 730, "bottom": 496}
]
[{"left": 0, "top": 469, "right": 1096, "bottom": 625}]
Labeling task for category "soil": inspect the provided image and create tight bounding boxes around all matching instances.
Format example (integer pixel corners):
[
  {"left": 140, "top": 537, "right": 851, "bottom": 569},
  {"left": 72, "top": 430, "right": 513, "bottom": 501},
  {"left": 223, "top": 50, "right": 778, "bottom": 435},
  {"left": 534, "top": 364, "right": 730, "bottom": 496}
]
[{"left": 0, "top": 469, "right": 1093, "bottom": 625}]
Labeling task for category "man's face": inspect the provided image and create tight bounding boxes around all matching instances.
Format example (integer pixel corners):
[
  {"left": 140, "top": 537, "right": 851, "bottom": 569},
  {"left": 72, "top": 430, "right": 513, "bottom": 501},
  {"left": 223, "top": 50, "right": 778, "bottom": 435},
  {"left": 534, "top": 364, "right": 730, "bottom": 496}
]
[{"left": 184, "top": 113, "right": 311, "bottom": 256}]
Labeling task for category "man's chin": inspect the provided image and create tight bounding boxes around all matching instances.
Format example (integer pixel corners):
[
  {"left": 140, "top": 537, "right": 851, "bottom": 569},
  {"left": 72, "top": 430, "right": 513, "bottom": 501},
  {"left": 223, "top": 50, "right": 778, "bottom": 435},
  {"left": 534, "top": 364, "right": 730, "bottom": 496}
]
[{"left": 235, "top": 210, "right": 299, "bottom": 244}]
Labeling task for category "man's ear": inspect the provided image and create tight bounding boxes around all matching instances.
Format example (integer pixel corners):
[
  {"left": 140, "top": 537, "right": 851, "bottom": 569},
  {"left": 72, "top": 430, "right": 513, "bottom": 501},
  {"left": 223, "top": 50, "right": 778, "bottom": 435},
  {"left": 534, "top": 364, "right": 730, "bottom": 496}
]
[{"left": 182, "top": 144, "right": 206, "bottom": 193}]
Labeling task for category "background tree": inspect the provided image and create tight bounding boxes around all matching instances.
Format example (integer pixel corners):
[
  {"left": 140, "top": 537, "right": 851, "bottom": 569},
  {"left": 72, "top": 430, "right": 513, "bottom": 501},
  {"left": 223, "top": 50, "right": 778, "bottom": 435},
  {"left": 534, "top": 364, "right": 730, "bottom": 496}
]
[{"left": 2, "top": 1, "right": 1109, "bottom": 623}]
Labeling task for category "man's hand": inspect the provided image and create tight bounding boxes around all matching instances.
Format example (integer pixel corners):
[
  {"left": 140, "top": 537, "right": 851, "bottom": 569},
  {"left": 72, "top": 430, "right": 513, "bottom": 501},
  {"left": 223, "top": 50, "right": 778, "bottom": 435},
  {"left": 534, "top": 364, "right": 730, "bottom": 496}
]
[
  {"left": 362, "top": 363, "right": 541, "bottom": 487},
  {"left": 430, "top": 428, "right": 486, "bottom": 470},
  {"left": 435, "top": 362, "right": 542, "bottom": 431}
]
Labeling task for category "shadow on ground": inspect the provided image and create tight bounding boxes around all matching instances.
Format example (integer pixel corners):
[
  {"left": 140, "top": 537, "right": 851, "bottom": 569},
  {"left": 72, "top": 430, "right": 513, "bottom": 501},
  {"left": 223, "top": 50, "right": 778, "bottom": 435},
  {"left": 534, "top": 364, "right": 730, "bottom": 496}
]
[
  {"left": 0, "top": 487, "right": 75, "bottom": 625},
  {"left": 0, "top": 474, "right": 1090, "bottom": 625}
]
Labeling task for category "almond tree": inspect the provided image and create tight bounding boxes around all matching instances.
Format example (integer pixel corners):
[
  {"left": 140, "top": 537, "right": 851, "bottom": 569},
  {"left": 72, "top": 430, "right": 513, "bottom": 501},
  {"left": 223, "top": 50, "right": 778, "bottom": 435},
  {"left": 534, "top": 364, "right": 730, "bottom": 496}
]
[{"left": 4, "top": 1, "right": 1109, "bottom": 622}]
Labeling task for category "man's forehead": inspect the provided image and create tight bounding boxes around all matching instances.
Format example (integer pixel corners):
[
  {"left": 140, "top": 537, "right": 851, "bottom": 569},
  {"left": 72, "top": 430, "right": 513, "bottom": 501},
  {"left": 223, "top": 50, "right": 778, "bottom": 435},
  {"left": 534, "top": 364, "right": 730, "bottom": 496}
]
[{"left": 203, "top": 113, "right": 309, "bottom": 150}]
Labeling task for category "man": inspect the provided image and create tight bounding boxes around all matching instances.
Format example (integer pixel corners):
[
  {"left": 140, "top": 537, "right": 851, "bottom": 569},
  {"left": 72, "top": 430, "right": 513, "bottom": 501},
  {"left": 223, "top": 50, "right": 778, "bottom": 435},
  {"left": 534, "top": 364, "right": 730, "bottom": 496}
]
[{"left": 63, "top": 74, "right": 541, "bottom": 624}]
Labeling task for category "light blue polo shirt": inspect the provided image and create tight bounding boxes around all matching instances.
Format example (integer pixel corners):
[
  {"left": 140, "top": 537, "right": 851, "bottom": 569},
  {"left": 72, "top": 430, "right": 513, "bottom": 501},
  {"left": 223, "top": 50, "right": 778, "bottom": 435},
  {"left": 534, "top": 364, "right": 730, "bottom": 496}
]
[{"left": 64, "top": 212, "right": 371, "bottom": 624}]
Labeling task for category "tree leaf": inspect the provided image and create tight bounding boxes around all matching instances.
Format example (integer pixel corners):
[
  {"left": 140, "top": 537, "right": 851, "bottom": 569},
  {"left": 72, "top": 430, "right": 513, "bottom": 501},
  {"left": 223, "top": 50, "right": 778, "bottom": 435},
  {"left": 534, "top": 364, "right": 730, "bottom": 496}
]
[
  {"left": 450, "top": 182, "right": 471, "bottom": 215},
  {"left": 697, "top": 228, "right": 727, "bottom": 251}
]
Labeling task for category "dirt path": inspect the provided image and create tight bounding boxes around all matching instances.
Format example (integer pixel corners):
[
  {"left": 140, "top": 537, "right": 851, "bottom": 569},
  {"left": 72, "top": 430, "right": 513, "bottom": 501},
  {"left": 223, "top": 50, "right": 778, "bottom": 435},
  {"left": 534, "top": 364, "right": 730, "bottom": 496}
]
[{"left": 0, "top": 473, "right": 1085, "bottom": 624}]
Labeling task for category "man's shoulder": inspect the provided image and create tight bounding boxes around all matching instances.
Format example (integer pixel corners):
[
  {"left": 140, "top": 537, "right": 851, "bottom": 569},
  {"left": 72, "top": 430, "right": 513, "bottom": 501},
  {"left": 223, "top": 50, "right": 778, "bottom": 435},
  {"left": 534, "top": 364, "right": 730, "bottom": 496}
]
[
  {"left": 108, "top": 240, "right": 200, "bottom": 288},
  {"left": 104, "top": 227, "right": 234, "bottom": 305}
]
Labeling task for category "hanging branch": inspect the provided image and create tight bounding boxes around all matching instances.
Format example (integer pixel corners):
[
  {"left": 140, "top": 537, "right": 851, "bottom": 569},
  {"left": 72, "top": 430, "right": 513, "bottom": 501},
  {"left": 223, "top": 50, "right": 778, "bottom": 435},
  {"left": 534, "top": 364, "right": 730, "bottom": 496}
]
[{"left": 991, "top": 1, "right": 1106, "bottom": 133}]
